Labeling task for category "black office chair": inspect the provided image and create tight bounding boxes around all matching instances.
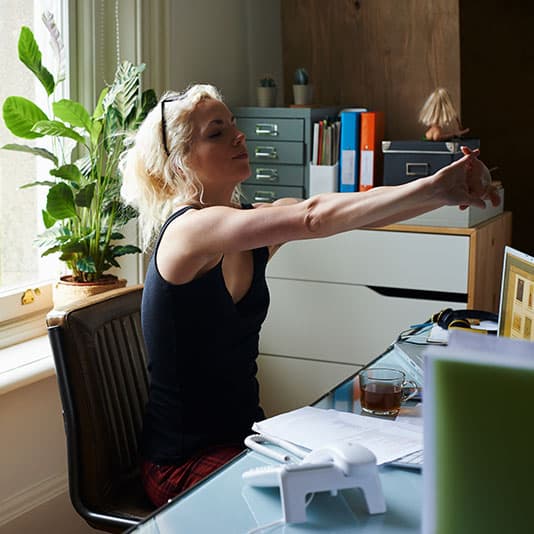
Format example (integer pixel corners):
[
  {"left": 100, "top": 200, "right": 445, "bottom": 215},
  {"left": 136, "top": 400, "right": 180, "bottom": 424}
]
[{"left": 47, "top": 285, "right": 155, "bottom": 533}]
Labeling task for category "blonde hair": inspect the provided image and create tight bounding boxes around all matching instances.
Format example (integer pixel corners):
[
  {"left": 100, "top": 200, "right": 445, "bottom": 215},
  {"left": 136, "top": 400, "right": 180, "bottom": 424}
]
[
  {"left": 120, "top": 84, "right": 240, "bottom": 250},
  {"left": 418, "top": 87, "right": 459, "bottom": 127}
]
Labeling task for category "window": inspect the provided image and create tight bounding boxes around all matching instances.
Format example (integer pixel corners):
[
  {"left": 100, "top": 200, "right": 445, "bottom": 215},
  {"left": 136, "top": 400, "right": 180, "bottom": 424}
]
[
  {"left": 1, "top": 0, "right": 148, "bottom": 349},
  {"left": 0, "top": 0, "right": 68, "bottom": 346}
]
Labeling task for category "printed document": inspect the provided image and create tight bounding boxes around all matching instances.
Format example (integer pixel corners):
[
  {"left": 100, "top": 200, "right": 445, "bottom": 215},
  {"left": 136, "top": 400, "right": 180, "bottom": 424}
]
[{"left": 253, "top": 406, "right": 422, "bottom": 465}]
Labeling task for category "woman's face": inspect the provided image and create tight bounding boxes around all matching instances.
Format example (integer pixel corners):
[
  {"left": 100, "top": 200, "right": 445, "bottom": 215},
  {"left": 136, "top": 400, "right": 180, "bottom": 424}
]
[{"left": 188, "top": 98, "right": 250, "bottom": 191}]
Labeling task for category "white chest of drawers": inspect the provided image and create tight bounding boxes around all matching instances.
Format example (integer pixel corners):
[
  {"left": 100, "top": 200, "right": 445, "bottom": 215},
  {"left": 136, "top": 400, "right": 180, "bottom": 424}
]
[{"left": 257, "top": 213, "right": 512, "bottom": 416}]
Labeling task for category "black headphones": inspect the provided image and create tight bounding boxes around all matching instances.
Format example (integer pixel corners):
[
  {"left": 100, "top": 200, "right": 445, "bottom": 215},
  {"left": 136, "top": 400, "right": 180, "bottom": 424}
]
[{"left": 432, "top": 308, "right": 498, "bottom": 330}]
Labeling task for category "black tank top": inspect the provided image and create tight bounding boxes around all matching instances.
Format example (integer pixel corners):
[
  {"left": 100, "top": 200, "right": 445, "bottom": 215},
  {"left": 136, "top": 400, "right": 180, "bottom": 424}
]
[{"left": 140, "top": 205, "right": 269, "bottom": 464}]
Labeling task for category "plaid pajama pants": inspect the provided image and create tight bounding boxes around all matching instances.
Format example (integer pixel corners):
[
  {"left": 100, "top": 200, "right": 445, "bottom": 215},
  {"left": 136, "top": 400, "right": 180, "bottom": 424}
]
[{"left": 141, "top": 443, "right": 245, "bottom": 507}]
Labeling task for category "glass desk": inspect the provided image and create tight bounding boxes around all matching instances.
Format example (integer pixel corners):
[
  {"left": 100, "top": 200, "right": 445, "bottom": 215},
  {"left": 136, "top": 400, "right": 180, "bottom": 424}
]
[{"left": 127, "top": 340, "right": 425, "bottom": 533}]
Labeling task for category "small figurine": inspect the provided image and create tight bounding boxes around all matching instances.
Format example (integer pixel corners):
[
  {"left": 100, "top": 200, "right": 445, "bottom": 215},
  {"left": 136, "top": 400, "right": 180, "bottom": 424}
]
[{"left": 418, "top": 87, "right": 470, "bottom": 141}]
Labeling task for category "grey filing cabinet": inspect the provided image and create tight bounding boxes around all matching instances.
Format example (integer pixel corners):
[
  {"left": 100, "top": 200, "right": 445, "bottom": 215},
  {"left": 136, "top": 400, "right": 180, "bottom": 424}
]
[{"left": 234, "top": 106, "right": 339, "bottom": 202}]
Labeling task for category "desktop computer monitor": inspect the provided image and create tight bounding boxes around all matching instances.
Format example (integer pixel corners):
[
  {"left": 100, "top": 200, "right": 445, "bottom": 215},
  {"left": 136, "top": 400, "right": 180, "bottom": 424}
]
[{"left": 497, "top": 246, "right": 534, "bottom": 339}]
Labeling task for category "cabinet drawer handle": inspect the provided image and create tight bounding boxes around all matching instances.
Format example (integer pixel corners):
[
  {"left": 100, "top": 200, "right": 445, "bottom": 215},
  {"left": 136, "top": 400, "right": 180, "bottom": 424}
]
[
  {"left": 255, "top": 123, "right": 279, "bottom": 136},
  {"left": 255, "top": 168, "right": 279, "bottom": 182},
  {"left": 255, "top": 146, "right": 278, "bottom": 159},
  {"left": 253, "top": 190, "right": 276, "bottom": 203},
  {"left": 406, "top": 162, "right": 430, "bottom": 176}
]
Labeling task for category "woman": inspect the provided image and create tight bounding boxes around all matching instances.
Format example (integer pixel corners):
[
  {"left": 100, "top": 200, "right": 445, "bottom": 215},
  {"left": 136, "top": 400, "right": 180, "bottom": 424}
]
[{"left": 121, "top": 84, "right": 500, "bottom": 507}]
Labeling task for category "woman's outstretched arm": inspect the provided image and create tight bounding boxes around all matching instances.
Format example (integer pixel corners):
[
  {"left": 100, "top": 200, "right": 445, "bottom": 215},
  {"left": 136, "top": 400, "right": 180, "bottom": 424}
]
[{"left": 159, "top": 150, "right": 500, "bottom": 281}]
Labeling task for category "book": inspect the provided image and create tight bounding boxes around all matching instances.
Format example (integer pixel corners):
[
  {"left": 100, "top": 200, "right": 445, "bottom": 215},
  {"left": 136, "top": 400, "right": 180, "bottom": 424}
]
[
  {"left": 339, "top": 108, "right": 366, "bottom": 192},
  {"left": 359, "top": 111, "right": 385, "bottom": 192},
  {"left": 312, "top": 122, "right": 320, "bottom": 165},
  {"left": 312, "top": 120, "right": 342, "bottom": 167}
]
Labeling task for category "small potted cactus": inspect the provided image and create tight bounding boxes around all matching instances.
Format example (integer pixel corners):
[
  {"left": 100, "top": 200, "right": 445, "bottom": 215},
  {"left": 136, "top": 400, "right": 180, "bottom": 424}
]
[
  {"left": 257, "top": 75, "right": 277, "bottom": 107},
  {"left": 293, "top": 67, "right": 313, "bottom": 106}
]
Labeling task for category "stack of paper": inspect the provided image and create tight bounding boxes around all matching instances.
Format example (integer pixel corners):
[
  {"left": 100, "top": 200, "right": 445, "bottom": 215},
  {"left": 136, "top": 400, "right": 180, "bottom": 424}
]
[{"left": 253, "top": 406, "right": 422, "bottom": 466}]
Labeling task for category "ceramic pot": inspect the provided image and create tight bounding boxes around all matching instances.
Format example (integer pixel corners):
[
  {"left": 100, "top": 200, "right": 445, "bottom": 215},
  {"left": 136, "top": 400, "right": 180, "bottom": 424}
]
[
  {"left": 53, "top": 274, "right": 127, "bottom": 309},
  {"left": 292, "top": 84, "right": 313, "bottom": 106},
  {"left": 257, "top": 87, "right": 277, "bottom": 107}
]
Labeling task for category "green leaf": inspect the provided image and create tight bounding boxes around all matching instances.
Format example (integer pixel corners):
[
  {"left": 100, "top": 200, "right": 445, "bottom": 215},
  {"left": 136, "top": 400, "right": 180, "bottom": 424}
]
[
  {"left": 93, "top": 87, "right": 108, "bottom": 120},
  {"left": 105, "top": 61, "right": 142, "bottom": 124},
  {"left": 2, "top": 96, "right": 48, "bottom": 139},
  {"left": 134, "top": 88, "right": 157, "bottom": 127},
  {"left": 60, "top": 241, "right": 86, "bottom": 253},
  {"left": 90, "top": 117, "right": 103, "bottom": 148},
  {"left": 20, "top": 180, "right": 57, "bottom": 189},
  {"left": 110, "top": 232, "right": 125, "bottom": 240},
  {"left": 75, "top": 183, "right": 95, "bottom": 207},
  {"left": 34, "top": 226, "right": 63, "bottom": 249},
  {"left": 42, "top": 245, "right": 61, "bottom": 256},
  {"left": 46, "top": 182, "right": 78, "bottom": 220},
  {"left": 53, "top": 99, "right": 91, "bottom": 132},
  {"left": 18, "top": 26, "right": 55, "bottom": 95},
  {"left": 110, "top": 244, "right": 142, "bottom": 257},
  {"left": 50, "top": 164, "right": 82, "bottom": 182},
  {"left": 2, "top": 143, "right": 58, "bottom": 165},
  {"left": 32, "top": 120, "right": 85, "bottom": 144},
  {"left": 76, "top": 257, "right": 96, "bottom": 273},
  {"left": 42, "top": 209, "right": 56, "bottom": 228}
]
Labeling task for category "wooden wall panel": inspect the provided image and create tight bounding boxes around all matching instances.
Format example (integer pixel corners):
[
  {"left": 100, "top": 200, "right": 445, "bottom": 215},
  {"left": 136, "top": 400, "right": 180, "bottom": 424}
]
[
  {"left": 281, "top": 0, "right": 460, "bottom": 139},
  {"left": 281, "top": 0, "right": 534, "bottom": 256},
  {"left": 458, "top": 2, "right": 534, "bottom": 257}
]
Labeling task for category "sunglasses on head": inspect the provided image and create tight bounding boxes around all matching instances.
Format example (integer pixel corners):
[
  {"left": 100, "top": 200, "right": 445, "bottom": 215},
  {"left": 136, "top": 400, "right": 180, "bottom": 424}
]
[{"left": 161, "top": 97, "right": 179, "bottom": 156}]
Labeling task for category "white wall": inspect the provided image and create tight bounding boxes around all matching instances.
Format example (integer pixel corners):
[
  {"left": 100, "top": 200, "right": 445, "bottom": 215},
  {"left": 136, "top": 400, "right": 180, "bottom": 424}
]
[
  {"left": 0, "top": 376, "right": 99, "bottom": 533},
  {"left": 168, "top": 0, "right": 283, "bottom": 107}
]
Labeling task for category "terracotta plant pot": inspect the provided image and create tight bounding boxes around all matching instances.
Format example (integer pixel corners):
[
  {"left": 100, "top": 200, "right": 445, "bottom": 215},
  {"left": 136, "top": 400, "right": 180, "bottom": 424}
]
[{"left": 53, "top": 274, "right": 127, "bottom": 309}]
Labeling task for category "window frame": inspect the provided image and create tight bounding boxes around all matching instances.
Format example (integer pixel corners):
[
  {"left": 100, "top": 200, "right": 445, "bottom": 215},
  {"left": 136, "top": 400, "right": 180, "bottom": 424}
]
[
  {"left": 1, "top": 0, "right": 159, "bottom": 349},
  {"left": 0, "top": 0, "right": 70, "bottom": 348}
]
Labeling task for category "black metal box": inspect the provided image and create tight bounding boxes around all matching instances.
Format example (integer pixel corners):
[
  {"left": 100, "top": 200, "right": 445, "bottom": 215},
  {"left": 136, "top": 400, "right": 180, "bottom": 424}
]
[{"left": 382, "top": 139, "right": 480, "bottom": 186}]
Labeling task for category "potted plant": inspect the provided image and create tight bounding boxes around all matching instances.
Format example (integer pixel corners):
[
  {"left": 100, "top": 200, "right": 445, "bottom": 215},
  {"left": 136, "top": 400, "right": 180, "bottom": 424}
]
[
  {"left": 257, "top": 75, "right": 277, "bottom": 107},
  {"left": 2, "top": 14, "right": 156, "bottom": 307},
  {"left": 293, "top": 67, "right": 313, "bottom": 106}
]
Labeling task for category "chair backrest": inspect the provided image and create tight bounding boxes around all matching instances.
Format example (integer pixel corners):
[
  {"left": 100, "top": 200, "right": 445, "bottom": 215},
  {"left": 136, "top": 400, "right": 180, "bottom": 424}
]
[{"left": 47, "top": 285, "right": 154, "bottom": 532}]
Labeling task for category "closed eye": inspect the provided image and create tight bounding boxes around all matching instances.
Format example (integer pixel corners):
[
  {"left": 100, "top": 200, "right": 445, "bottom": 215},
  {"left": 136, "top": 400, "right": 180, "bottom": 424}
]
[{"left": 208, "top": 131, "right": 222, "bottom": 138}]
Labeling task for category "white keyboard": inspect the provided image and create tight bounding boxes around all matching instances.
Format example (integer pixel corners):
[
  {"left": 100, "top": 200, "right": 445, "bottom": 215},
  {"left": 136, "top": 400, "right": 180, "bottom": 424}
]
[{"left": 389, "top": 449, "right": 423, "bottom": 470}]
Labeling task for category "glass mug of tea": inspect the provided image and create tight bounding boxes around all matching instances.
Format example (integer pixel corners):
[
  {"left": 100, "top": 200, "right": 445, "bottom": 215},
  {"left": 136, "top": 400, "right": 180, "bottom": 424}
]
[{"left": 359, "top": 367, "right": 418, "bottom": 416}]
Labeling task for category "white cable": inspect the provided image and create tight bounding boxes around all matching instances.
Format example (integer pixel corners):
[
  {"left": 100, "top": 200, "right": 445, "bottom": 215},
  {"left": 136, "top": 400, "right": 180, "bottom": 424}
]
[
  {"left": 246, "top": 518, "right": 284, "bottom": 534},
  {"left": 246, "top": 494, "right": 316, "bottom": 533},
  {"left": 245, "top": 433, "right": 308, "bottom": 462}
]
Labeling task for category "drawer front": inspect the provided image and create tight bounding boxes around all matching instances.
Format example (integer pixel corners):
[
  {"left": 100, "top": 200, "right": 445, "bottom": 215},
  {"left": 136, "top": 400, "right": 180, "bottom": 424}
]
[
  {"left": 246, "top": 164, "right": 304, "bottom": 187},
  {"left": 247, "top": 140, "right": 304, "bottom": 165},
  {"left": 241, "top": 184, "right": 303, "bottom": 203},
  {"left": 260, "top": 278, "right": 465, "bottom": 366},
  {"left": 238, "top": 117, "right": 304, "bottom": 141},
  {"left": 257, "top": 354, "right": 358, "bottom": 416},
  {"left": 267, "top": 229, "right": 469, "bottom": 293},
  {"left": 383, "top": 154, "right": 453, "bottom": 185}
]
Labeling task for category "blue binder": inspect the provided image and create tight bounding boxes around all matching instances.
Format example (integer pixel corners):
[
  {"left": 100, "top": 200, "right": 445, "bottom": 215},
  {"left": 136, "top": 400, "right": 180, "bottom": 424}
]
[{"left": 339, "top": 108, "right": 366, "bottom": 192}]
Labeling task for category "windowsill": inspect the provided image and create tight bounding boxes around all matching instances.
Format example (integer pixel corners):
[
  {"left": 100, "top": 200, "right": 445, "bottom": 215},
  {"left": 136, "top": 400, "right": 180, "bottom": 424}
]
[{"left": 0, "top": 335, "right": 55, "bottom": 396}]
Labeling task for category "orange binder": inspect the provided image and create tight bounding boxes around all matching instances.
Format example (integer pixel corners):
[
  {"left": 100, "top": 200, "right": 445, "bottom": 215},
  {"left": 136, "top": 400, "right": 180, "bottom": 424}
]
[{"left": 358, "top": 111, "right": 385, "bottom": 192}]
